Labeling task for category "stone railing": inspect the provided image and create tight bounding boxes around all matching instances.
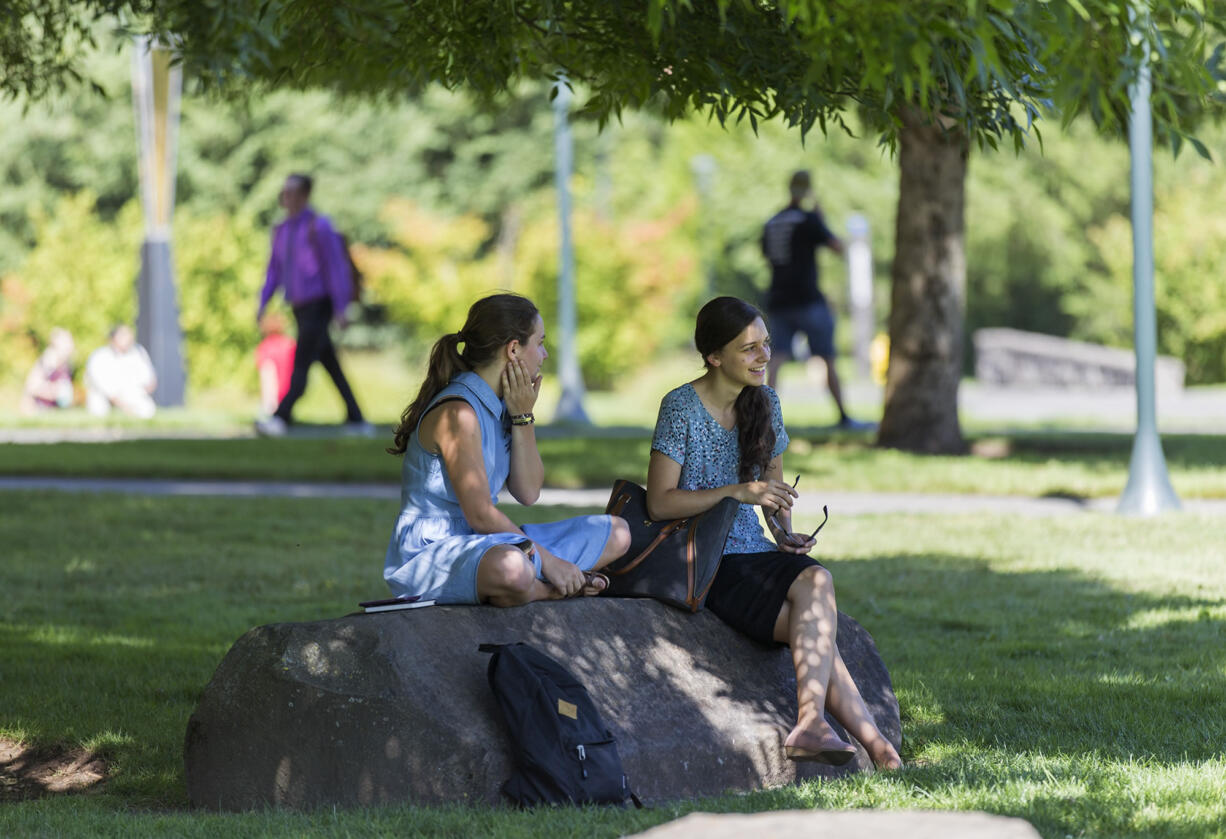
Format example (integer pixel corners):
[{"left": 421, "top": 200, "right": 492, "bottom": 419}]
[{"left": 973, "top": 328, "right": 1185, "bottom": 392}]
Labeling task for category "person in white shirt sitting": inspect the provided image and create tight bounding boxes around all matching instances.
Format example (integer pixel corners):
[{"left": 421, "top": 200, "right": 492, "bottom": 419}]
[{"left": 84, "top": 324, "right": 158, "bottom": 419}]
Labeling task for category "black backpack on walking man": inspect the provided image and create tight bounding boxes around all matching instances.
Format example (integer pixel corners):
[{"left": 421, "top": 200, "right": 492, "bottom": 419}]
[{"left": 479, "top": 642, "right": 640, "bottom": 808}]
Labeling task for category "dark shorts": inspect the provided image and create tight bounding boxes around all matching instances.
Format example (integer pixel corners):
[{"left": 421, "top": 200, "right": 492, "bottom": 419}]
[
  {"left": 769, "top": 302, "right": 837, "bottom": 359},
  {"left": 705, "top": 551, "right": 823, "bottom": 644}
]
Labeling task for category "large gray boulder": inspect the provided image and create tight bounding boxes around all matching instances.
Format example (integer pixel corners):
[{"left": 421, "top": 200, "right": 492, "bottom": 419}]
[{"left": 185, "top": 599, "right": 900, "bottom": 810}]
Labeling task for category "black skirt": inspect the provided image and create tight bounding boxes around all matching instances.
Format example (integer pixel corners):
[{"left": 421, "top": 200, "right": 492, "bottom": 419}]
[{"left": 705, "top": 551, "right": 823, "bottom": 645}]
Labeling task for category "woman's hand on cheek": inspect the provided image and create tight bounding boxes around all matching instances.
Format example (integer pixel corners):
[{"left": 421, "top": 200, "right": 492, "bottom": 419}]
[{"left": 502, "top": 359, "right": 540, "bottom": 416}]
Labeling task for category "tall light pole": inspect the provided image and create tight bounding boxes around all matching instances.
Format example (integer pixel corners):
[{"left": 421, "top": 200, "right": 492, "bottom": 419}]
[
  {"left": 552, "top": 81, "right": 590, "bottom": 424},
  {"left": 1118, "top": 20, "right": 1180, "bottom": 515},
  {"left": 690, "top": 154, "right": 717, "bottom": 298},
  {"left": 846, "top": 213, "right": 874, "bottom": 381},
  {"left": 131, "top": 35, "right": 186, "bottom": 406}
]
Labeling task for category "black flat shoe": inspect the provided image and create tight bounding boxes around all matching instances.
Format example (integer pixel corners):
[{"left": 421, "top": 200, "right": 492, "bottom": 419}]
[{"left": 784, "top": 729, "right": 857, "bottom": 765}]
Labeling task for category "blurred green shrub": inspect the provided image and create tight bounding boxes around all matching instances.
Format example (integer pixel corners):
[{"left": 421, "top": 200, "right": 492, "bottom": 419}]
[
  {"left": 1087, "top": 178, "right": 1226, "bottom": 385},
  {"left": 0, "top": 194, "right": 267, "bottom": 390},
  {"left": 515, "top": 203, "right": 699, "bottom": 389},
  {"left": 358, "top": 198, "right": 698, "bottom": 389},
  {"left": 0, "top": 192, "right": 140, "bottom": 381},
  {"left": 173, "top": 207, "right": 269, "bottom": 389}
]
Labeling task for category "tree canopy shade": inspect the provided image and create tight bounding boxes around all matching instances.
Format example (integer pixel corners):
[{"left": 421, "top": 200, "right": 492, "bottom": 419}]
[
  {"left": 138, "top": 0, "right": 1225, "bottom": 452},
  {"left": 9, "top": 1, "right": 1225, "bottom": 450},
  {"left": 0, "top": 1, "right": 139, "bottom": 99},
  {"left": 146, "top": 1, "right": 1225, "bottom": 147}
]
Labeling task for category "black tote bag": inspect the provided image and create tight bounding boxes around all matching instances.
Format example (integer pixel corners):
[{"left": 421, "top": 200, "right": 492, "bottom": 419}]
[{"left": 602, "top": 479, "right": 739, "bottom": 613}]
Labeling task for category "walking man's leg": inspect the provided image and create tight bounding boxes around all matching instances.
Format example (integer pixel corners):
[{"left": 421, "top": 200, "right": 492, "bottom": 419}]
[
  {"left": 767, "top": 309, "right": 795, "bottom": 390},
  {"left": 317, "top": 327, "right": 364, "bottom": 423},
  {"left": 822, "top": 356, "right": 850, "bottom": 422},
  {"left": 273, "top": 300, "right": 331, "bottom": 424},
  {"left": 805, "top": 302, "right": 872, "bottom": 429}
]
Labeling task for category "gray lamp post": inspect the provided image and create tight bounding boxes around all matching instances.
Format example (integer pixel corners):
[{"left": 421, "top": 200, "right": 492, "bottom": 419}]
[
  {"left": 1117, "top": 22, "right": 1180, "bottom": 515},
  {"left": 551, "top": 81, "right": 590, "bottom": 424},
  {"left": 690, "top": 154, "right": 717, "bottom": 297},
  {"left": 846, "top": 213, "right": 874, "bottom": 381},
  {"left": 131, "top": 35, "right": 187, "bottom": 406}
]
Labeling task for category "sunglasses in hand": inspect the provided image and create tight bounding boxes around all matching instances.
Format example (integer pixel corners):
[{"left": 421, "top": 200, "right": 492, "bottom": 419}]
[{"left": 766, "top": 474, "right": 830, "bottom": 547}]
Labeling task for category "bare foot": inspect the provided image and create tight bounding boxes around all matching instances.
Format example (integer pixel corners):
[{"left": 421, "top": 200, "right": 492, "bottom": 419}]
[{"left": 866, "top": 738, "right": 903, "bottom": 770}]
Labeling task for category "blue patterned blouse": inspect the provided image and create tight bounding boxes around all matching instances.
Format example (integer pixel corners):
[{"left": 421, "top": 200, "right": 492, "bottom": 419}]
[{"left": 650, "top": 382, "right": 789, "bottom": 555}]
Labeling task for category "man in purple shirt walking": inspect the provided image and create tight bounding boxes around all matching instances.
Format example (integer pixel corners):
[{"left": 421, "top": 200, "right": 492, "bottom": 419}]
[{"left": 255, "top": 173, "right": 371, "bottom": 436}]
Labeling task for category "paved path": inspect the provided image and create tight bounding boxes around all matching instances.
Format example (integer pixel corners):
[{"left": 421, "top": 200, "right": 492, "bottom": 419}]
[{"left": 4, "top": 476, "right": 1223, "bottom": 516}]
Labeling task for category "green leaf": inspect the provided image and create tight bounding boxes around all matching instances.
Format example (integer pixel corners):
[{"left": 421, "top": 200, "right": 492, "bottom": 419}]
[
  {"left": 1190, "top": 134, "right": 1212, "bottom": 160},
  {"left": 1065, "top": 0, "right": 1091, "bottom": 22}
]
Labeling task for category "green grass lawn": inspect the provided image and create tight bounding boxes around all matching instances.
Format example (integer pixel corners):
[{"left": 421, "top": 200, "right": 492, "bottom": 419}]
[
  {"left": 4, "top": 430, "right": 1226, "bottom": 499},
  {"left": 2, "top": 491, "right": 1224, "bottom": 836}
]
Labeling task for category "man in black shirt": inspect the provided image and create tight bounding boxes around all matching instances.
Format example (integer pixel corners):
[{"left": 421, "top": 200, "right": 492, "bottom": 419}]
[{"left": 761, "top": 170, "right": 870, "bottom": 430}]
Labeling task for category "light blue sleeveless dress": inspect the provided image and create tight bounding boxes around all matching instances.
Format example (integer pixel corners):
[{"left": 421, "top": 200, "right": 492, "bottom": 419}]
[{"left": 383, "top": 371, "right": 613, "bottom": 604}]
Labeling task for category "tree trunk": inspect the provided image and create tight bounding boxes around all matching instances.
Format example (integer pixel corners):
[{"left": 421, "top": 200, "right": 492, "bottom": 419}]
[{"left": 877, "top": 110, "right": 969, "bottom": 454}]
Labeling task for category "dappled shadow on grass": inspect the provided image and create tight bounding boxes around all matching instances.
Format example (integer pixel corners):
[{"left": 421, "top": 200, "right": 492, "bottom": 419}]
[
  {"left": 956, "top": 431, "right": 1226, "bottom": 475},
  {"left": 809, "top": 548, "right": 1226, "bottom": 838},
  {"left": 6, "top": 487, "right": 1223, "bottom": 830},
  {"left": 829, "top": 552, "right": 1226, "bottom": 766},
  {"left": 0, "top": 738, "right": 108, "bottom": 801},
  {"left": 0, "top": 489, "right": 396, "bottom": 805}
]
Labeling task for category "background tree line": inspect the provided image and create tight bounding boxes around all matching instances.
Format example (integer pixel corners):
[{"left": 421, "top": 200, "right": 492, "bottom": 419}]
[{"left": 3, "top": 40, "right": 1225, "bottom": 397}]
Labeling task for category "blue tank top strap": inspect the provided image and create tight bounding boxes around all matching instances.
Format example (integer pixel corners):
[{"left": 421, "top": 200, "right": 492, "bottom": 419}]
[{"left": 417, "top": 376, "right": 481, "bottom": 434}]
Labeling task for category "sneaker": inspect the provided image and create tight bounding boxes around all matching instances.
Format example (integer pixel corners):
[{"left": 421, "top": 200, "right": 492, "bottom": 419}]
[
  {"left": 255, "top": 415, "right": 288, "bottom": 437},
  {"left": 342, "top": 420, "right": 377, "bottom": 438},
  {"left": 836, "top": 416, "right": 877, "bottom": 432}
]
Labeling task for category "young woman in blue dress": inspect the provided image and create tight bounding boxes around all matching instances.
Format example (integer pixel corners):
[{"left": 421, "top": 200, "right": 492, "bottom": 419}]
[
  {"left": 646, "top": 296, "right": 902, "bottom": 769},
  {"left": 384, "top": 293, "right": 631, "bottom": 606}
]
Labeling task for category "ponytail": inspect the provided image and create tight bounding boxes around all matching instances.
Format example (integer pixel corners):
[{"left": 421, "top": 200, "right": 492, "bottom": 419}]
[
  {"left": 734, "top": 385, "right": 775, "bottom": 482},
  {"left": 387, "top": 333, "right": 469, "bottom": 455}
]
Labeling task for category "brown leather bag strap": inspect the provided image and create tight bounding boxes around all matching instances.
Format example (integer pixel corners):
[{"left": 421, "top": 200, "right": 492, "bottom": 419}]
[
  {"left": 609, "top": 519, "right": 686, "bottom": 576},
  {"left": 684, "top": 518, "right": 698, "bottom": 611}
]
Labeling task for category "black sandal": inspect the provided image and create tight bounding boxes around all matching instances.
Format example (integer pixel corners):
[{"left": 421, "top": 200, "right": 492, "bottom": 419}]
[{"left": 580, "top": 571, "right": 610, "bottom": 596}]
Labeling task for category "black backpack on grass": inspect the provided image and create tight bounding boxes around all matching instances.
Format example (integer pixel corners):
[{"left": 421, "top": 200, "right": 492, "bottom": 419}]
[{"left": 479, "top": 642, "right": 640, "bottom": 808}]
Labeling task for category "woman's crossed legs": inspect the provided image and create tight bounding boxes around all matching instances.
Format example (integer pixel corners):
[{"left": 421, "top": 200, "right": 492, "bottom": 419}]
[
  {"left": 476, "top": 518, "right": 630, "bottom": 607},
  {"left": 773, "top": 565, "right": 903, "bottom": 770}
]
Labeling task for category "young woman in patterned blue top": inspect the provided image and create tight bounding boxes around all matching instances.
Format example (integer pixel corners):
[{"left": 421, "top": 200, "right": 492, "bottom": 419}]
[
  {"left": 647, "top": 296, "right": 901, "bottom": 769},
  {"left": 385, "top": 294, "right": 630, "bottom": 606}
]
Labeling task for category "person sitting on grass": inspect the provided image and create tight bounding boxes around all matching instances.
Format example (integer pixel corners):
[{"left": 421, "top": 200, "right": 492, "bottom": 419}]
[
  {"left": 645, "top": 295, "right": 902, "bottom": 769},
  {"left": 83, "top": 324, "right": 157, "bottom": 419},
  {"left": 20, "top": 327, "right": 75, "bottom": 415},
  {"left": 383, "top": 292, "right": 630, "bottom": 606}
]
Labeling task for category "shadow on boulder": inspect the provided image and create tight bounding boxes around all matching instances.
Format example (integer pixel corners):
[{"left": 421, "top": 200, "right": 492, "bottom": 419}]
[{"left": 184, "top": 599, "right": 900, "bottom": 810}]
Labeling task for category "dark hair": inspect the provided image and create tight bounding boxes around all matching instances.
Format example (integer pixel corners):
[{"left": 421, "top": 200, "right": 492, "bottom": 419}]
[
  {"left": 789, "top": 169, "right": 811, "bottom": 200},
  {"left": 287, "top": 173, "right": 313, "bottom": 196},
  {"left": 694, "top": 296, "right": 775, "bottom": 482},
  {"left": 388, "top": 293, "right": 539, "bottom": 455}
]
